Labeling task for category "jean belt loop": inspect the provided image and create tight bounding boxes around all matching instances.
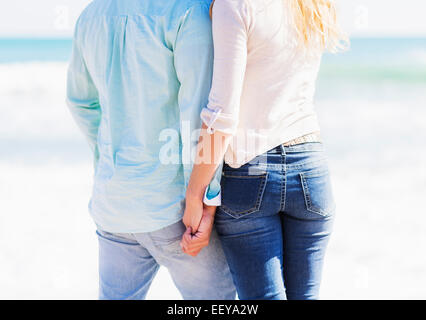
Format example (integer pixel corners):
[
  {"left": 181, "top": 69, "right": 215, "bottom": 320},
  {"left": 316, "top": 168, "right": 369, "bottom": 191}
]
[{"left": 280, "top": 144, "right": 286, "bottom": 155}]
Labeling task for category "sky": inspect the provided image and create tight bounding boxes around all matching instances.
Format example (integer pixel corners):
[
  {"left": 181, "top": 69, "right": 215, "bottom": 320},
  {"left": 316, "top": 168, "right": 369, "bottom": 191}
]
[{"left": 0, "top": 0, "right": 426, "bottom": 38}]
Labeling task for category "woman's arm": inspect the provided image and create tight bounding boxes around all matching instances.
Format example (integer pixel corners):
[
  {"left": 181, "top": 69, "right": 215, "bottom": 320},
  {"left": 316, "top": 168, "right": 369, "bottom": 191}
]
[
  {"left": 185, "top": 0, "right": 250, "bottom": 212},
  {"left": 183, "top": 123, "right": 232, "bottom": 230},
  {"left": 181, "top": 0, "right": 250, "bottom": 255},
  {"left": 186, "top": 124, "right": 232, "bottom": 200},
  {"left": 181, "top": 124, "right": 232, "bottom": 256}
]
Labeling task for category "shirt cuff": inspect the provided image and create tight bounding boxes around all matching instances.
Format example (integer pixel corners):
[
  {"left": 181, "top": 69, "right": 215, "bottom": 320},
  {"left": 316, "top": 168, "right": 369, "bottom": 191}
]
[
  {"left": 200, "top": 106, "right": 239, "bottom": 135},
  {"left": 203, "top": 181, "right": 222, "bottom": 206}
]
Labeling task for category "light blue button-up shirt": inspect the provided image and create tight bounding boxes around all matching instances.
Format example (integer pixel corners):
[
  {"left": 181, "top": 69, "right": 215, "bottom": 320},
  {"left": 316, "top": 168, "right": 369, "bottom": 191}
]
[{"left": 67, "top": 0, "right": 220, "bottom": 233}]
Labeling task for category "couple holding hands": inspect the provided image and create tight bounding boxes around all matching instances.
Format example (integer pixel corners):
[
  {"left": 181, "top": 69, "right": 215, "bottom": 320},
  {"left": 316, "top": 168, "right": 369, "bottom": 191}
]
[{"left": 67, "top": 0, "right": 346, "bottom": 300}]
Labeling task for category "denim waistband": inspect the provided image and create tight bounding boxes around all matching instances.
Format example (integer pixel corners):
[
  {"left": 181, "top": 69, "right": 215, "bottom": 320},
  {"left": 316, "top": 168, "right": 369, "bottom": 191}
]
[
  {"left": 224, "top": 142, "right": 326, "bottom": 173},
  {"left": 223, "top": 142, "right": 326, "bottom": 173},
  {"left": 268, "top": 142, "right": 324, "bottom": 155}
]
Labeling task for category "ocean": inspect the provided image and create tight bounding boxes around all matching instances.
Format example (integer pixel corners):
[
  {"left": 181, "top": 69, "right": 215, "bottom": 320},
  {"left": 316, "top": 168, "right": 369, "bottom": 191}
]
[{"left": 0, "top": 38, "right": 425, "bottom": 299}]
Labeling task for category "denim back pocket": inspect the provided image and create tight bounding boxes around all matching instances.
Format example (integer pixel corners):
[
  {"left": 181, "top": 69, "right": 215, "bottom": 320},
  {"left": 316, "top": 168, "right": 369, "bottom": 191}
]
[
  {"left": 219, "top": 172, "right": 268, "bottom": 219},
  {"left": 300, "top": 169, "right": 335, "bottom": 217}
]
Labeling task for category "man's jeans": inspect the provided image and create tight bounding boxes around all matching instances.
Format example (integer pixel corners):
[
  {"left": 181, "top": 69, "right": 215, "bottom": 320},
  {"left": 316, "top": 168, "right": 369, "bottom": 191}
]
[
  {"left": 215, "top": 142, "right": 335, "bottom": 300},
  {"left": 97, "top": 221, "right": 236, "bottom": 300}
]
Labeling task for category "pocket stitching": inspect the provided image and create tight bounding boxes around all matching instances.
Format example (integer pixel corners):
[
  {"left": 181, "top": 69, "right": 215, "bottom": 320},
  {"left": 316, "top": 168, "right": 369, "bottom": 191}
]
[
  {"left": 96, "top": 230, "right": 140, "bottom": 246},
  {"left": 222, "top": 173, "right": 265, "bottom": 178},
  {"left": 149, "top": 235, "right": 183, "bottom": 243},
  {"left": 220, "top": 173, "right": 268, "bottom": 218},
  {"left": 149, "top": 235, "right": 184, "bottom": 255},
  {"left": 300, "top": 171, "right": 334, "bottom": 217}
]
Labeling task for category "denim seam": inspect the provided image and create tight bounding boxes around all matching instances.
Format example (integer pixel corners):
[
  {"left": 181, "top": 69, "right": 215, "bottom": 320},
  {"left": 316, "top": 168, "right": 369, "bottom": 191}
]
[
  {"left": 280, "top": 151, "right": 286, "bottom": 212},
  {"left": 96, "top": 230, "right": 140, "bottom": 246},
  {"left": 149, "top": 235, "right": 183, "bottom": 243},
  {"left": 285, "top": 158, "right": 327, "bottom": 170},
  {"left": 220, "top": 173, "right": 268, "bottom": 217},
  {"left": 222, "top": 174, "right": 266, "bottom": 179}
]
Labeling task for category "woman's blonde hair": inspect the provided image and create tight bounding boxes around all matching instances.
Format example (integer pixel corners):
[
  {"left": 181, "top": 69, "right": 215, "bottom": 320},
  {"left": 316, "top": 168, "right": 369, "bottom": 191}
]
[
  {"left": 288, "top": 0, "right": 348, "bottom": 52},
  {"left": 209, "top": 0, "right": 348, "bottom": 52}
]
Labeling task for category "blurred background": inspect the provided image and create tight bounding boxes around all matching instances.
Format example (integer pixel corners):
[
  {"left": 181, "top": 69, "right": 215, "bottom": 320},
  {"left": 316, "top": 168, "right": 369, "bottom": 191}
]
[{"left": 0, "top": 0, "right": 425, "bottom": 299}]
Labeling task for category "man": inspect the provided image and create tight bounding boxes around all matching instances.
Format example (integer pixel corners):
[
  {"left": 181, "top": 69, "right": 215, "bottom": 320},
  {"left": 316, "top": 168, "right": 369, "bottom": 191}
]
[{"left": 67, "top": 0, "right": 235, "bottom": 300}]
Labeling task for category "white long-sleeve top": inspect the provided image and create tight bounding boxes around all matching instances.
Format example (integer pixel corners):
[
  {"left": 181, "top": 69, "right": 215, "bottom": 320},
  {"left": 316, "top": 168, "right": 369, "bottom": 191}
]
[{"left": 201, "top": 0, "right": 323, "bottom": 168}]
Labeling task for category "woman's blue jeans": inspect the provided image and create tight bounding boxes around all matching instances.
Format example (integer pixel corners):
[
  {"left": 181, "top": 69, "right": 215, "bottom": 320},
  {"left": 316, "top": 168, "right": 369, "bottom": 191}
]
[{"left": 215, "top": 142, "right": 335, "bottom": 300}]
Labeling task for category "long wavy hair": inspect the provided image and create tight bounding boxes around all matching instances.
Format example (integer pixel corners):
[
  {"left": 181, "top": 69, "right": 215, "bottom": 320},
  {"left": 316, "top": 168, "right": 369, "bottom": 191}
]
[
  {"left": 288, "top": 0, "right": 348, "bottom": 52},
  {"left": 210, "top": 0, "right": 348, "bottom": 52}
]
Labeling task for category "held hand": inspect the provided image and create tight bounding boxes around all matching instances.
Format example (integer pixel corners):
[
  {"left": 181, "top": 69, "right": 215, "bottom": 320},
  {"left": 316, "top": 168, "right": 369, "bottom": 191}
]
[
  {"left": 180, "top": 205, "right": 216, "bottom": 257},
  {"left": 182, "top": 196, "right": 204, "bottom": 233}
]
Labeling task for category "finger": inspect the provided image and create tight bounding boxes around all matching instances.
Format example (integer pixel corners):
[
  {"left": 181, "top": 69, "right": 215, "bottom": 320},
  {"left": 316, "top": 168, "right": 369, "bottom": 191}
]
[
  {"left": 181, "top": 238, "right": 192, "bottom": 251},
  {"left": 190, "top": 221, "right": 200, "bottom": 234},
  {"left": 182, "top": 244, "right": 201, "bottom": 256},
  {"left": 188, "top": 221, "right": 213, "bottom": 248},
  {"left": 186, "top": 248, "right": 203, "bottom": 256},
  {"left": 182, "top": 236, "right": 207, "bottom": 253},
  {"left": 183, "top": 244, "right": 201, "bottom": 255},
  {"left": 181, "top": 226, "right": 191, "bottom": 240},
  {"left": 185, "top": 227, "right": 194, "bottom": 241},
  {"left": 184, "top": 238, "right": 209, "bottom": 251},
  {"left": 181, "top": 230, "right": 192, "bottom": 248},
  {"left": 181, "top": 236, "right": 189, "bottom": 248},
  {"left": 183, "top": 238, "right": 204, "bottom": 251},
  {"left": 182, "top": 226, "right": 193, "bottom": 241}
]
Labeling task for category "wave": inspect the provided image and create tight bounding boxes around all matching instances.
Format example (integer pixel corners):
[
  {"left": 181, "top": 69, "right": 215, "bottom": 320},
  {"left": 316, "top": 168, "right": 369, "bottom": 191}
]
[
  {"left": 319, "top": 64, "right": 426, "bottom": 83},
  {"left": 408, "top": 48, "right": 426, "bottom": 64},
  {"left": 0, "top": 62, "right": 77, "bottom": 141},
  {"left": 1, "top": 60, "right": 424, "bottom": 147}
]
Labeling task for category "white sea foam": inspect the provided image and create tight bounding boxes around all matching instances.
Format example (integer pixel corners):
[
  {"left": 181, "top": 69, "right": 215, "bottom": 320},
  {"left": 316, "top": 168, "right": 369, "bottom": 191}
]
[
  {"left": 0, "top": 62, "right": 77, "bottom": 141},
  {"left": 408, "top": 48, "right": 426, "bottom": 64},
  {"left": 0, "top": 62, "right": 425, "bottom": 299}
]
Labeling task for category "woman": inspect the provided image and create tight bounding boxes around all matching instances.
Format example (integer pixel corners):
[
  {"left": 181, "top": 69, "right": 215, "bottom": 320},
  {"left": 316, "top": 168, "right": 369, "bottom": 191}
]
[{"left": 181, "top": 0, "right": 347, "bottom": 300}]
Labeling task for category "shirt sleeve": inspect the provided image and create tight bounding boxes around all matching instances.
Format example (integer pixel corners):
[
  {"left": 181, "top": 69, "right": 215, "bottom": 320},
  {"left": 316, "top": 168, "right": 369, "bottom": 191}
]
[
  {"left": 200, "top": 0, "right": 250, "bottom": 135},
  {"left": 66, "top": 21, "right": 101, "bottom": 166},
  {"left": 174, "top": 2, "right": 222, "bottom": 205}
]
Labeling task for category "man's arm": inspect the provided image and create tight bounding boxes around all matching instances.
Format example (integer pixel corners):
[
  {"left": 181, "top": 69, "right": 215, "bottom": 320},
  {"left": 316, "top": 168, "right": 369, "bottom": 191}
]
[{"left": 66, "top": 23, "right": 101, "bottom": 166}]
